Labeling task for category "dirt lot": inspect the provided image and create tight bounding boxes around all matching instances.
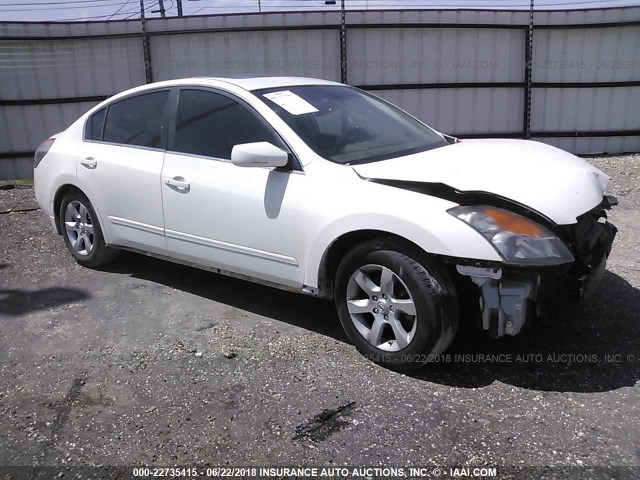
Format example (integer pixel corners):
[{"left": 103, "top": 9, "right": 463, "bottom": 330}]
[{"left": 1, "top": 155, "right": 639, "bottom": 478}]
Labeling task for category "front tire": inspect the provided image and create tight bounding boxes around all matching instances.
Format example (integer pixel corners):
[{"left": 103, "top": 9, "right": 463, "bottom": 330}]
[
  {"left": 334, "top": 239, "right": 458, "bottom": 370},
  {"left": 59, "top": 191, "right": 119, "bottom": 268}
]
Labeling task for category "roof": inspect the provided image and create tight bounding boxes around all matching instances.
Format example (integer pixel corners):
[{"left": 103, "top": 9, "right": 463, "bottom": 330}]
[
  {"left": 97, "top": 76, "right": 342, "bottom": 106},
  {"left": 209, "top": 76, "right": 342, "bottom": 91},
  {"left": 124, "top": 76, "right": 341, "bottom": 94}
]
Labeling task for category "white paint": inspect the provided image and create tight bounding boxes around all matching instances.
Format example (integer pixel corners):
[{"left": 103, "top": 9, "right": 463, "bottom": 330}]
[{"left": 352, "top": 138, "right": 609, "bottom": 225}]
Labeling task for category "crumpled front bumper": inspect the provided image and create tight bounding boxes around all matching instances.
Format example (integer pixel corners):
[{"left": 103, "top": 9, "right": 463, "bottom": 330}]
[{"left": 560, "top": 199, "right": 617, "bottom": 302}]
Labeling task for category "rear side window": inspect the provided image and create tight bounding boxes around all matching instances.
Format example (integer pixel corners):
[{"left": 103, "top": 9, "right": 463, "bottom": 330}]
[
  {"left": 86, "top": 108, "right": 106, "bottom": 141},
  {"left": 103, "top": 91, "right": 169, "bottom": 148},
  {"left": 174, "top": 89, "right": 280, "bottom": 159}
]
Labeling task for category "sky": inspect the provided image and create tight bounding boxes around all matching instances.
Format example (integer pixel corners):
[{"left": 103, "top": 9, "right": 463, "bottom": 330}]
[{"left": 0, "top": 0, "right": 638, "bottom": 22}]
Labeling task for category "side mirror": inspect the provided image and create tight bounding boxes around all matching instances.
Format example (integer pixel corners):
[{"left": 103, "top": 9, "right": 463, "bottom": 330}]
[{"left": 231, "top": 142, "right": 290, "bottom": 168}]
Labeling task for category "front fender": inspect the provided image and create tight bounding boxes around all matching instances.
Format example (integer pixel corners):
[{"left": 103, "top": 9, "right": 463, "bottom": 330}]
[{"left": 303, "top": 210, "right": 502, "bottom": 289}]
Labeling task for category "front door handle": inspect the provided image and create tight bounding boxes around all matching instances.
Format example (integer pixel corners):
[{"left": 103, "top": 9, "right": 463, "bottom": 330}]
[
  {"left": 164, "top": 176, "right": 190, "bottom": 190},
  {"left": 80, "top": 157, "right": 97, "bottom": 168}
]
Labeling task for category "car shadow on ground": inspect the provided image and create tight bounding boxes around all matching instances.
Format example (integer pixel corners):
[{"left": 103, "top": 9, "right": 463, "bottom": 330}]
[
  {"left": 0, "top": 286, "right": 90, "bottom": 316},
  {"left": 413, "top": 270, "right": 640, "bottom": 392},
  {"left": 102, "top": 251, "right": 348, "bottom": 343},
  {"left": 104, "top": 252, "right": 640, "bottom": 393}
]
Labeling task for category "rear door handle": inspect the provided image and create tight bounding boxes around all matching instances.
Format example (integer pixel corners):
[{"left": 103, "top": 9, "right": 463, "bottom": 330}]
[
  {"left": 164, "top": 176, "right": 190, "bottom": 190},
  {"left": 80, "top": 157, "right": 97, "bottom": 168}
]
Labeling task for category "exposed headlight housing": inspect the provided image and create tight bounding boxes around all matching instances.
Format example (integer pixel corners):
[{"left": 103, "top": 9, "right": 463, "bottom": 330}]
[{"left": 448, "top": 205, "right": 574, "bottom": 266}]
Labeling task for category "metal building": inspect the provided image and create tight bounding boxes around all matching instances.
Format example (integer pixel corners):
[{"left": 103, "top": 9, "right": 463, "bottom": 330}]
[{"left": 1, "top": 6, "right": 639, "bottom": 179}]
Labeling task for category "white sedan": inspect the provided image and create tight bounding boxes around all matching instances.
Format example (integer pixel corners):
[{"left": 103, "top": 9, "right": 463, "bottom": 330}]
[{"left": 34, "top": 76, "right": 617, "bottom": 369}]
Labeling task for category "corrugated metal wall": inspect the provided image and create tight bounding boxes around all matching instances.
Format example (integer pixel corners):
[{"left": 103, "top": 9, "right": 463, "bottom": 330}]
[
  {"left": 1, "top": 7, "right": 639, "bottom": 179},
  {"left": 0, "top": 36, "right": 145, "bottom": 179},
  {"left": 150, "top": 30, "right": 341, "bottom": 80},
  {"left": 347, "top": 25, "right": 526, "bottom": 135}
]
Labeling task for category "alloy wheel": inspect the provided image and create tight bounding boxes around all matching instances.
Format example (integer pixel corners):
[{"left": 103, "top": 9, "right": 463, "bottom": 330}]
[
  {"left": 64, "top": 200, "right": 95, "bottom": 256},
  {"left": 345, "top": 264, "right": 418, "bottom": 352}
]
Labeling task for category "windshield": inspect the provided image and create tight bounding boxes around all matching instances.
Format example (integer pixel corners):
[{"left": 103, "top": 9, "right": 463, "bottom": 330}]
[{"left": 255, "top": 85, "right": 448, "bottom": 165}]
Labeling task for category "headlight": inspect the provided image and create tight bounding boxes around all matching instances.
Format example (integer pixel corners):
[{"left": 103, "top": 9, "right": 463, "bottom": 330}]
[{"left": 448, "top": 205, "right": 574, "bottom": 266}]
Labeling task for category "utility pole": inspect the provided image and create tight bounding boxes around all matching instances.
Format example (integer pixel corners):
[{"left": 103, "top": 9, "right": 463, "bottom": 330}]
[
  {"left": 340, "top": 0, "right": 346, "bottom": 83},
  {"left": 139, "top": 0, "right": 153, "bottom": 83},
  {"left": 523, "top": 0, "right": 534, "bottom": 139},
  {"left": 325, "top": 0, "right": 347, "bottom": 82}
]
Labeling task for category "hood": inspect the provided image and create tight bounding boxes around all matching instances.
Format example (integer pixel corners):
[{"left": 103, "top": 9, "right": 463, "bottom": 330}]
[{"left": 352, "top": 139, "right": 610, "bottom": 225}]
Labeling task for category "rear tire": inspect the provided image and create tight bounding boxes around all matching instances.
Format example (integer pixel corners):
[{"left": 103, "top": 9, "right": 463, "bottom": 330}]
[
  {"left": 59, "top": 191, "right": 119, "bottom": 268},
  {"left": 334, "top": 239, "right": 458, "bottom": 370}
]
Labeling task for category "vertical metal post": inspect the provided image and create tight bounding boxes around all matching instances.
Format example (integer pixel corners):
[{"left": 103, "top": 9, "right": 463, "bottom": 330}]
[
  {"left": 522, "top": 0, "right": 534, "bottom": 139},
  {"left": 158, "top": 0, "right": 166, "bottom": 18},
  {"left": 176, "top": 0, "right": 183, "bottom": 16},
  {"left": 258, "top": 0, "right": 262, "bottom": 13},
  {"left": 340, "top": 0, "right": 347, "bottom": 83},
  {"left": 140, "top": 0, "right": 153, "bottom": 83}
]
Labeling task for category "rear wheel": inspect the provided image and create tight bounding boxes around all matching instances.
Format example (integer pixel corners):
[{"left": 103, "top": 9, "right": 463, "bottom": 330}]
[
  {"left": 334, "top": 240, "right": 458, "bottom": 370},
  {"left": 59, "top": 192, "right": 119, "bottom": 268}
]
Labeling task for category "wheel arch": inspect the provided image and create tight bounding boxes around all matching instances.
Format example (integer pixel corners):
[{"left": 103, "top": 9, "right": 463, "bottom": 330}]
[
  {"left": 53, "top": 184, "right": 105, "bottom": 238},
  {"left": 316, "top": 229, "right": 434, "bottom": 300}
]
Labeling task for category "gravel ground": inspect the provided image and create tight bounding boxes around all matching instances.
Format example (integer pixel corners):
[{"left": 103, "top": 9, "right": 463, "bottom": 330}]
[{"left": 0, "top": 155, "right": 639, "bottom": 478}]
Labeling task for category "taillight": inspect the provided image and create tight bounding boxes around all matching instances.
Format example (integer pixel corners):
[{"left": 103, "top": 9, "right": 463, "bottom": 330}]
[{"left": 34, "top": 138, "right": 55, "bottom": 168}]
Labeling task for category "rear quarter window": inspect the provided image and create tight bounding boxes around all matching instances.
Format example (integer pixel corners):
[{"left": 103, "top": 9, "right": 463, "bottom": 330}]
[{"left": 85, "top": 108, "right": 106, "bottom": 141}]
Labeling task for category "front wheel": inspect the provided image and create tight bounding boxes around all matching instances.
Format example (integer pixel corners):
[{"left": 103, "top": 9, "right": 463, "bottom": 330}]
[
  {"left": 334, "top": 240, "right": 459, "bottom": 370},
  {"left": 59, "top": 191, "right": 119, "bottom": 268}
]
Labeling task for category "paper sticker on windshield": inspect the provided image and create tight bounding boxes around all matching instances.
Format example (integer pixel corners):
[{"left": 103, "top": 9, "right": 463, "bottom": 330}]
[{"left": 263, "top": 90, "right": 319, "bottom": 115}]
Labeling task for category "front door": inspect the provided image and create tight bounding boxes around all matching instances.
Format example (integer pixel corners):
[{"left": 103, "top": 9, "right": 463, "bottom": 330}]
[{"left": 161, "top": 88, "right": 306, "bottom": 287}]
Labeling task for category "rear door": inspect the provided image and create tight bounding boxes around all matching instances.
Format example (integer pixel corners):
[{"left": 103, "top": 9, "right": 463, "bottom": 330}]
[
  {"left": 78, "top": 90, "right": 170, "bottom": 253},
  {"left": 161, "top": 88, "right": 307, "bottom": 287}
]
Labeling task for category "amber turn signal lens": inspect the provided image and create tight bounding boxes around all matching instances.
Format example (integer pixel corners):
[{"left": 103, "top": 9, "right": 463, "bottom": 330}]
[{"left": 483, "top": 208, "right": 545, "bottom": 236}]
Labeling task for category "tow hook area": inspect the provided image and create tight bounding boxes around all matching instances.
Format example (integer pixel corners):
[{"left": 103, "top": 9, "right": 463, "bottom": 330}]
[{"left": 456, "top": 265, "right": 536, "bottom": 338}]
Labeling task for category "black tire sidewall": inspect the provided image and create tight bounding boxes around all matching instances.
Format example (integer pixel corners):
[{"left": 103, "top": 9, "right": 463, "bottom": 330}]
[
  {"left": 335, "top": 243, "right": 454, "bottom": 369},
  {"left": 59, "top": 192, "right": 107, "bottom": 266}
]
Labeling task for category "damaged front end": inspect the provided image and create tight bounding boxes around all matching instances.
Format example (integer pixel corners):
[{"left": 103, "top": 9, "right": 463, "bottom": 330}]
[
  {"left": 456, "top": 265, "right": 536, "bottom": 338},
  {"left": 454, "top": 196, "right": 617, "bottom": 338},
  {"left": 363, "top": 174, "right": 618, "bottom": 339},
  {"left": 560, "top": 195, "right": 618, "bottom": 302}
]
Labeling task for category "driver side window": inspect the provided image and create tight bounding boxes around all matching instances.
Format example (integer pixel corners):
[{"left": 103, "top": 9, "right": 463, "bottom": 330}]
[{"left": 174, "top": 89, "right": 282, "bottom": 160}]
